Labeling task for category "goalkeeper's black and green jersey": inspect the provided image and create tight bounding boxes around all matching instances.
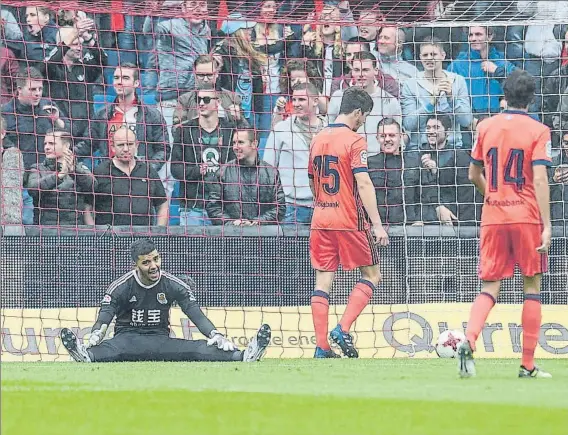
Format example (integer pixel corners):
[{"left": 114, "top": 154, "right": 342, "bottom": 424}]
[{"left": 92, "top": 270, "right": 215, "bottom": 337}]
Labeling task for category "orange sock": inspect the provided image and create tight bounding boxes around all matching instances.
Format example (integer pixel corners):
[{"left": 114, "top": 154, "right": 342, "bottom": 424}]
[
  {"left": 311, "top": 290, "right": 330, "bottom": 350},
  {"left": 521, "top": 294, "right": 541, "bottom": 371},
  {"left": 339, "top": 280, "right": 374, "bottom": 332},
  {"left": 465, "top": 292, "right": 496, "bottom": 351}
]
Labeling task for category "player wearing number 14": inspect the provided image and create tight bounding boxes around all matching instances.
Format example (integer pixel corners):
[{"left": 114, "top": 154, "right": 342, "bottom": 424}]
[
  {"left": 463, "top": 69, "right": 553, "bottom": 379},
  {"left": 308, "top": 86, "right": 389, "bottom": 359}
]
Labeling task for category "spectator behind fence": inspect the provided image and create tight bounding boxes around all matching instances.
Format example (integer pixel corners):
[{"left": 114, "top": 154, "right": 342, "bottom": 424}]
[
  {"left": 92, "top": 63, "right": 170, "bottom": 175},
  {"left": 0, "top": 115, "right": 23, "bottom": 225},
  {"left": 155, "top": 0, "right": 212, "bottom": 142},
  {"left": 402, "top": 37, "right": 472, "bottom": 150},
  {"left": 271, "top": 59, "right": 325, "bottom": 129},
  {"left": 550, "top": 131, "right": 568, "bottom": 224},
  {"left": 375, "top": 26, "right": 419, "bottom": 83},
  {"left": 330, "top": 37, "right": 400, "bottom": 98},
  {"left": 43, "top": 21, "right": 105, "bottom": 157},
  {"left": 22, "top": 6, "right": 58, "bottom": 63},
  {"left": 2, "top": 67, "right": 69, "bottom": 169},
  {"left": 86, "top": 126, "right": 168, "bottom": 227},
  {"left": 173, "top": 54, "right": 242, "bottom": 131},
  {"left": 418, "top": 114, "right": 471, "bottom": 226},
  {"left": 368, "top": 118, "right": 422, "bottom": 225},
  {"left": 214, "top": 13, "right": 265, "bottom": 128},
  {"left": 171, "top": 84, "right": 237, "bottom": 226},
  {"left": 328, "top": 51, "right": 402, "bottom": 156},
  {"left": 264, "top": 82, "right": 327, "bottom": 224},
  {"left": 0, "top": 46, "right": 18, "bottom": 105},
  {"left": 207, "top": 127, "right": 285, "bottom": 226},
  {"left": 448, "top": 26, "right": 516, "bottom": 120},
  {"left": 24, "top": 128, "right": 96, "bottom": 226}
]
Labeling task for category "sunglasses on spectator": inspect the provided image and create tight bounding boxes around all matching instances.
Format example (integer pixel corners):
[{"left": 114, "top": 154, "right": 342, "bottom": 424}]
[{"left": 198, "top": 96, "right": 217, "bottom": 104}]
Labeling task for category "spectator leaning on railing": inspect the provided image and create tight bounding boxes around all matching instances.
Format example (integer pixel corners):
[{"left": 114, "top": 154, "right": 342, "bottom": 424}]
[
  {"left": 24, "top": 128, "right": 96, "bottom": 226},
  {"left": 367, "top": 118, "right": 422, "bottom": 225},
  {"left": 86, "top": 126, "right": 168, "bottom": 227},
  {"left": 264, "top": 82, "right": 327, "bottom": 225},
  {"left": 207, "top": 126, "right": 285, "bottom": 226},
  {"left": 171, "top": 83, "right": 237, "bottom": 226}
]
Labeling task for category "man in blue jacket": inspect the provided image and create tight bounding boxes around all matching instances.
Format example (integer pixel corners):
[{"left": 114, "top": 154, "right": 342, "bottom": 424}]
[{"left": 448, "top": 26, "right": 516, "bottom": 120}]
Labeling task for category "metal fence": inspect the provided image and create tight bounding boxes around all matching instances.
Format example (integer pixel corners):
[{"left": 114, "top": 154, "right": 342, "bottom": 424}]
[{"left": 1, "top": 225, "right": 567, "bottom": 309}]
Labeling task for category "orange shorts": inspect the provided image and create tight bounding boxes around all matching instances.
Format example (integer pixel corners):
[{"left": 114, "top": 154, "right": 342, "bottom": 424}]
[
  {"left": 478, "top": 223, "right": 548, "bottom": 281},
  {"left": 309, "top": 229, "right": 380, "bottom": 272}
]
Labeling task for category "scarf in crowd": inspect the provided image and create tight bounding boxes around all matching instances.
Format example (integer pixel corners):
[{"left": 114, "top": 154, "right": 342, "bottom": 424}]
[{"left": 294, "top": 115, "right": 324, "bottom": 145}]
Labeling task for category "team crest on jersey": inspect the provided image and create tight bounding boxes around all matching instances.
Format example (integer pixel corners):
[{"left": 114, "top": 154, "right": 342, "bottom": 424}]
[
  {"left": 157, "top": 293, "right": 168, "bottom": 304},
  {"left": 360, "top": 151, "right": 368, "bottom": 164},
  {"left": 101, "top": 294, "right": 112, "bottom": 305}
]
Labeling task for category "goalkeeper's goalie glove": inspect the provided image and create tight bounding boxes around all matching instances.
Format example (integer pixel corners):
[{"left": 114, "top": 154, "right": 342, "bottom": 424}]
[
  {"left": 85, "top": 324, "right": 108, "bottom": 348},
  {"left": 207, "top": 330, "right": 237, "bottom": 352}
]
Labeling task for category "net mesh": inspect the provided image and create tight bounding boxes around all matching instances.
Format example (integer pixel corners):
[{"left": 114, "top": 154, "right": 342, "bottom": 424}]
[{"left": 1, "top": 0, "right": 567, "bottom": 361}]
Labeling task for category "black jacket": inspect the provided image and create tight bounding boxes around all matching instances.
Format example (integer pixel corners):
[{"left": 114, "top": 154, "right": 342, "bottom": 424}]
[
  {"left": 171, "top": 118, "right": 236, "bottom": 209},
  {"left": 91, "top": 101, "right": 170, "bottom": 172},
  {"left": 42, "top": 42, "right": 107, "bottom": 155},
  {"left": 418, "top": 146, "right": 475, "bottom": 224},
  {"left": 1, "top": 98, "right": 70, "bottom": 169},
  {"left": 24, "top": 157, "right": 96, "bottom": 225},
  {"left": 206, "top": 158, "right": 286, "bottom": 225},
  {"left": 368, "top": 151, "right": 421, "bottom": 225}
]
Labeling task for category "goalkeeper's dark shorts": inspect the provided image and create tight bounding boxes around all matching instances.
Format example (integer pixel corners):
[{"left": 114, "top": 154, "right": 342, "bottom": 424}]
[{"left": 88, "top": 332, "right": 243, "bottom": 362}]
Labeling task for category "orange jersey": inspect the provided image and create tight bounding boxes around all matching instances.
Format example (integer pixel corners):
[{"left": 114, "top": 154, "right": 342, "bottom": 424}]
[
  {"left": 308, "top": 123, "right": 369, "bottom": 230},
  {"left": 471, "top": 111, "right": 552, "bottom": 226}
]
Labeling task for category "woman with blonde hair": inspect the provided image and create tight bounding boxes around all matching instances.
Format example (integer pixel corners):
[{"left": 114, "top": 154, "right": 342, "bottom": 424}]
[{"left": 300, "top": 5, "right": 349, "bottom": 97}]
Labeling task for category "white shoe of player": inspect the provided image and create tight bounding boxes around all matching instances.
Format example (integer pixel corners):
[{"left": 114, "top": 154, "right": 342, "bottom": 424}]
[
  {"left": 243, "top": 324, "right": 271, "bottom": 362},
  {"left": 60, "top": 328, "right": 92, "bottom": 362},
  {"left": 458, "top": 340, "right": 476, "bottom": 378}
]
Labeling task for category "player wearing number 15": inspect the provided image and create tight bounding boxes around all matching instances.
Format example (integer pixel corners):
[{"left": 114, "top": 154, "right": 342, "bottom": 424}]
[
  {"left": 462, "top": 69, "right": 553, "bottom": 379},
  {"left": 308, "top": 86, "right": 389, "bottom": 359}
]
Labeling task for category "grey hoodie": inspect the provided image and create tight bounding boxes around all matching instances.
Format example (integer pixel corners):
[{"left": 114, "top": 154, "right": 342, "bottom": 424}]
[{"left": 154, "top": 18, "right": 210, "bottom": 101}]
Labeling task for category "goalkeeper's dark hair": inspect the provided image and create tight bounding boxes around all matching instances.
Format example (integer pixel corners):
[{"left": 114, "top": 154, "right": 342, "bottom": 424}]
[
  {"left": 503, "top": 69, "right": 535, "bottom": 109},
  {"left": 131, "top": 239, "right": 157, "bottom": 262},
  {"left": 338, "top": 86, "right": 374, "bottom": 116}
]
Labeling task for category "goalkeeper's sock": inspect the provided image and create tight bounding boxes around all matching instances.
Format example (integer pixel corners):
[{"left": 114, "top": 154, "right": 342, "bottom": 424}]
[
  {"left": 465, "top": 292, "right": 496, "bottom": 351},
  {"left": 339, "top": 280, "right": 374, "bottom": 332},
  {"left": 521, "top": 294, "right": 541, "bottom": 371},
  {"left": 311, "top": 290, "right": 330, "bottom": 351}
]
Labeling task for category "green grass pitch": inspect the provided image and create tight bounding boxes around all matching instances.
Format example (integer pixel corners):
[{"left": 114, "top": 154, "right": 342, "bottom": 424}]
[{"left": 2, "top": 359, "right": 566, "bottom": 435}]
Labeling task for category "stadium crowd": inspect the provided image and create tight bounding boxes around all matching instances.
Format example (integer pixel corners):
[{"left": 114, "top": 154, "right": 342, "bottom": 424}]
[{"left": 1, "top": 0, "right": 568, "bottom": 228}]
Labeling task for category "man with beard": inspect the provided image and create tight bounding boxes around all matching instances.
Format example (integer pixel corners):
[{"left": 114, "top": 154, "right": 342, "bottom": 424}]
[{"left": 60, "top": 238, "right": 271, "bottom": 363}]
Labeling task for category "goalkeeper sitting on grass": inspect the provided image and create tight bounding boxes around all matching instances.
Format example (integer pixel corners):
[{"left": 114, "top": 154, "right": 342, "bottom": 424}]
[{"left": 60, "top": 239, "right": 271, "bottom": 363}]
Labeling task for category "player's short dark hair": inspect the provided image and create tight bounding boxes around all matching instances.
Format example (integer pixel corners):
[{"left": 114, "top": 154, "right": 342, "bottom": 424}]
[
  {"left": 131, "top": 239, "right": 157, "bottom": 262},
  {"left": 503, "top": 69, "right": 535, "bottom": 109},
  {"left": 351, "top": 51, "right": 377, "bottom": 67},
  {"left": 377, "top": 117, "right": 401, "bottom": 132},
  {"left": 338, "top": 86, "right": 374, "bottom": 116},
  {"left": 116, "top": 63, "right": 139, "bottom": 81}
]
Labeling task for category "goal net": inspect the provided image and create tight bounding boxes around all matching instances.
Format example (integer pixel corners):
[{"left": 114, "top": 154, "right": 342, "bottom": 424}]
[{"left": 1, "top": 0, "right": 567, "bottom": 362}]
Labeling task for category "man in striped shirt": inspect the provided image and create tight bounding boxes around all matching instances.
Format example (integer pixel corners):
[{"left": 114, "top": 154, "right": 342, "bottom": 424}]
[{"left": 60, "top": 238, "right": 270, "bottom": 363}]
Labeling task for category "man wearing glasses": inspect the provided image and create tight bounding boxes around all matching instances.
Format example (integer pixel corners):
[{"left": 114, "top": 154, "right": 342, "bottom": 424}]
[{"left": 171, "top": 84, "right": 238, "bottom": 226}]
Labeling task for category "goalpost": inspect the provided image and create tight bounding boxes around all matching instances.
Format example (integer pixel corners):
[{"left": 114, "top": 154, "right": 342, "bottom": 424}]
[{"left": 1, "top": 0, "right": 567, "bottom": 362}]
